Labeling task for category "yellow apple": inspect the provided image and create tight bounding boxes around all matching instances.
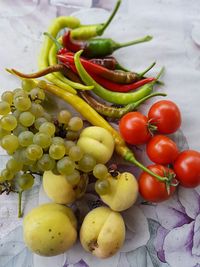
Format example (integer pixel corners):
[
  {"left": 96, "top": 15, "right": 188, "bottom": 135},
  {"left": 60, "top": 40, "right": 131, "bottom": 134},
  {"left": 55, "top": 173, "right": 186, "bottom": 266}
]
[
  {"left": 23, "top": 203, "right": 77, "bottom": 256},
  {"left": 43, "top": 171, "right": 88, "bottom": 204},
  {"left": 77, "top": 126, "right": 115, "bottom": 164},
  {"left": 80, "top": 206, "right": 125, "bottom": 258},
  {"left": 100, "top": 172, "right": 138, "bottom": 211}
]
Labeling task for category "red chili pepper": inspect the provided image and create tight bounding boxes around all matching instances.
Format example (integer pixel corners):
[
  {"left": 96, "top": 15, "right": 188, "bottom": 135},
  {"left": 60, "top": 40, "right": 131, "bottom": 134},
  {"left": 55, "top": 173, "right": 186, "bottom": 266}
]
[
  {"left": 58, "top": 53, "right": 155, "bottom": 85},
  {"left": 62, "top": 31, "right": 84, "bottom": 52},
  {"left": 89, "top": 73, "right": 155, "bottom": 92},
  {"left": 57, "top": 47, "right": 68, "bottom": 55},
  {"left": 58, "top": 53, "right": 115, "bottom": 77}
]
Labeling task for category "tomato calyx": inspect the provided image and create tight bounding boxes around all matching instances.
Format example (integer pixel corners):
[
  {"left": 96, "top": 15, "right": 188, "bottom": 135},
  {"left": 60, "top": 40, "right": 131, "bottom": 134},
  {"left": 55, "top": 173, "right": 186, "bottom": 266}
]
[
  {"left": 163, "top": 170, "right": 179, "bottom": 195},
  {"left": 147, "top": 118, "right": 157, "bottom": 136}
]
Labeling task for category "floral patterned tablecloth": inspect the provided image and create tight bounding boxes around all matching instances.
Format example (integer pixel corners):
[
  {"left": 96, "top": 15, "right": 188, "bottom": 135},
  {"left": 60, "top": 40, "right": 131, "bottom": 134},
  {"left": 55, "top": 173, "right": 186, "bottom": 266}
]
[{"left": 0, "top": 1, "right": 200, "bottom": 267}]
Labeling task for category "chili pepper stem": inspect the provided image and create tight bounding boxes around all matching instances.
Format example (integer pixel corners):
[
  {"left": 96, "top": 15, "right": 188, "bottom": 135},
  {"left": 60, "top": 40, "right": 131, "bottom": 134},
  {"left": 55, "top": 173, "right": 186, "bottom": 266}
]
[
  {"left": 138, "top": 62, "right": 156, "bottom": 77},
  {"left": 97, "top": 0, "right": 121, "bottom": 35},
  {"left": 44, "top": 32, "right": 62, "bottom": 50},
  {"left": 18, "top": 191, "right": 23, "bottom": 218},
  {"left": 151, "top": 66, "right": 165, "bottom": 85},
  {"left": 114, "top": 35, "right": 153, "bottom": 50},
  {"left": 126, "top": 92, "right": 167, "bottom": 111},
  {"left": 125, "top": 153, "right": 168, "bottom": 182}
]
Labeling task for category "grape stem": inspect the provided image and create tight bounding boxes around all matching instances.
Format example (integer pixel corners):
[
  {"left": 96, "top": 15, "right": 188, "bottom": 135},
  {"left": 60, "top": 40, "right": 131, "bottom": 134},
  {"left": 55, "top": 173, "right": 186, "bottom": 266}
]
[{"left": 18, "top": 191, "right": 23, "bottom": 218}]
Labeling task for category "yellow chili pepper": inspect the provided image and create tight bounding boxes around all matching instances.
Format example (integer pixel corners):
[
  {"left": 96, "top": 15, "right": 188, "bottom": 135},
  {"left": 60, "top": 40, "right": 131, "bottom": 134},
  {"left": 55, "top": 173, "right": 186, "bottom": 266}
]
[{"left": 38, "top": 16, "right": 81, "bottom": 94}]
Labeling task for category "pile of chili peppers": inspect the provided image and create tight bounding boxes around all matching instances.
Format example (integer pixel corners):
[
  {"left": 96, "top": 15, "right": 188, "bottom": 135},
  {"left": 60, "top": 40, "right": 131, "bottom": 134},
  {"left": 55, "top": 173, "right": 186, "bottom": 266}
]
[
  {"left": 9, "top": 0, "right": 177, "bottom": 187},
  {"left": 11, "top": 0, "right": 166, "bottom": 120}
]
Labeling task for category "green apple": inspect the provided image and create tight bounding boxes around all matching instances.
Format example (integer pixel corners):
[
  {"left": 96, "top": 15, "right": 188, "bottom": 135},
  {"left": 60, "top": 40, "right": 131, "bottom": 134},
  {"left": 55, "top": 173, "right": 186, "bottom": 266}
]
[{"left": 77, "top": 126, "right": 115, "bottom": 164}]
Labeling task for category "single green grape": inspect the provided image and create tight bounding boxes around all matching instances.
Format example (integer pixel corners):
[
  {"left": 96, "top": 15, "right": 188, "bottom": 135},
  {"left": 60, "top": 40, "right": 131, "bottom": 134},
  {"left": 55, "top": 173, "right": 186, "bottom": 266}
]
[
  {"left": 37, "top": 154, "right": 55, "bottom": 171},
  {"left": 29, "top": 103, "right": 44, "bottom": 118},
  {"left": 93, "top": 164, "right": 108, "bottom": 180},
  {"left": 64, "top": 140, "right": 75, "bottom": 155},
  {"left": 34, "top": 117, "right": 47, "bottom": 130},
  {"left": 43, "top": 112, "right": 52, "bottom": 122},
  {"left": 13, "top": 124, "right": 28, "bottom": 136},
  {"left": 21, "top": 79, "right": 36, "bottom": 92},
  {"left": 39, "top": 122, "right": 55, "bottom": 136},
  {"left": 78, "top": 154, "right": 96, "bottom": 173},
  {"left": 13, "top": 89, "right": 28, "bottom": 98},
  {"left": 19, "top": 111, "right": 35, "bottom": 127},
  {"left": 13, "top": 96, "right": 31, "bottom": 111},
  {"left": 52, "top": 136, "right": 65, "bottom": 145},
  {"left": 6, "top": 158, "right": 23, "bottom": 173},
  {"left": 16, "top": 173, "right": 34, "bottom": 190},
  {"left": 21, "top": 149, "right": 36, "bottom": 165},
  {"left": 33, "top": 132, "right": 52, "bottom": 149},
  {"left": 0, "top": 127, "right": 10, "bottom": 139},
  {"left": 29, "top": 163, "right": 39, "bottom": 173},
  {"left": 52, "top": 166, "right": 60, "bottom": 175},
  {"left": 13, "top": 110, "right": 21, "bottom": 119},
  {"left": 1, "top": 135, "right": 19, "bottom": 152},
  {"left": 68, "top": 117, "right": 83, "bottom": 131},
  {"left": 95, "top": 180, "right": 110, "bottom": 195},
  {"left": 49, "top": 143, "right": 65, "bottom": 160},
  {"left": 66, "top": 130, "right": 79, "bottom": 141},
  {"left": 29, "top": 88, "right": 45, "bottom": 103},
  {"left": 0, "top": 114, "right": 17, "bottom": 131},
  {"left": 1, "top": 91, "right": 13, "bottom": 105},
  {"left": 68, "top": 145, "right": 83, "bottom": 161},
  {"left": 18, "top": 131, "right": 34, "bottom": 147},
  {"left": 26, "top": 144, "right": 43, "bottom": 160},
  {"left": 65, "top": 170, "right": 81, "bottom": 185},
  {"left": 13, "top": 149, "right": 22, "bottom": 161},
  {"left": 57, "top": 110, "right": 71, "bottom": 124},
  {"left": 0, "top": 101, "right": 11, "bottom": 115},
  {"left": 1, "top": 168, "right": 14, "bottom": 181},
  {"left": 57, "top": 156, "right": 75, "bottom": 175}
]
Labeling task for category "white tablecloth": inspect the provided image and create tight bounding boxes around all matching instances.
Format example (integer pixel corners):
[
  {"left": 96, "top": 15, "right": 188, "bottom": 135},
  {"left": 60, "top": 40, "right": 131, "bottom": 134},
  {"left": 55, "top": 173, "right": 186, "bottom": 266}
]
[{"left": 0, "top": 1, "right": 200, "bottom": 267}]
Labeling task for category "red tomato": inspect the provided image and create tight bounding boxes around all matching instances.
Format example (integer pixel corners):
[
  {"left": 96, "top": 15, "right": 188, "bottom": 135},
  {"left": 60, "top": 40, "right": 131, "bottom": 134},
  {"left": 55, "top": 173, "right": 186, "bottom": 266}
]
[
  {"left": 173, "top": 150, "right": 200, "bottom": 188},
  {"left": 146, "top": 135, "right": 179, "bottom": 165},
  {"left": 119, "top": 111, "right": 151, "bottom": 145},
  {"left": 148, "top": 100, "right": 181, "bottom": 134},
  {"left": 138, "top": 164, "right": 176, "bottom": 202}
]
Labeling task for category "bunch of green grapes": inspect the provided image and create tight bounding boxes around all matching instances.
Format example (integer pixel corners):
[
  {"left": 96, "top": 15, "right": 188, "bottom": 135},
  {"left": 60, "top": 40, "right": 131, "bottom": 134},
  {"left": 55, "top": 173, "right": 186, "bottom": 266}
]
[{"left": 0, "top": 79, "right": 110, "bottom": 201}]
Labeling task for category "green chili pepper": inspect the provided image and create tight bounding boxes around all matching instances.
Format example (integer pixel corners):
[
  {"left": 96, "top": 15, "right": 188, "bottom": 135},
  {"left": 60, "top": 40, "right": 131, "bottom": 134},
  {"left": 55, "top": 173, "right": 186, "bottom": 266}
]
[
  {"left": 74, "top": 50, "right": 164, "bottom": 105},
  {"left": 70, "top": 0, "right": 121, "bottom": 40},
  {"left": 79, "top": 35, "right": 153, "bottom": 58},
  {"left": 79, "top": 91, "right": 167, "bottom": 119}
]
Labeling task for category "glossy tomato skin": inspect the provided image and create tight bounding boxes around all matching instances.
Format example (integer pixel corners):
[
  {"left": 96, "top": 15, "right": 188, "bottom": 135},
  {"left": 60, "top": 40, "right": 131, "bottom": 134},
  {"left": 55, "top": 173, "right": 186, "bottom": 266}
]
[
  {"left": 146, "top": 135, "right": 179, "bottom": 165},
  {"left": 173, "top": 150, "right": 200, "bottom": 188},
  {"left": 138, "top": 164, "right": 176, "bottom": 202},
  {"left": 148, "top": 100, "right": 181, "bottom": 134},
  {"left": 119, "top": 112, "right": 151, "bottom": 145}
]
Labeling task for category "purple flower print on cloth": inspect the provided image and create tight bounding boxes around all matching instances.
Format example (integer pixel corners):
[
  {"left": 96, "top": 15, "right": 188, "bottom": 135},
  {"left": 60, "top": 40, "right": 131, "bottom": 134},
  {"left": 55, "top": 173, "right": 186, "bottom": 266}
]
[{"left": 154, "top": 186, "right": 200, "bottom": 267}]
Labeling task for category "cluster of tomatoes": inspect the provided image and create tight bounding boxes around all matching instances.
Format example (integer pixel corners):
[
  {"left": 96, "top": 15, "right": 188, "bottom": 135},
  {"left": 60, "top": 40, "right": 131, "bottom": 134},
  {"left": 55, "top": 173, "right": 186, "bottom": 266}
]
[{"left": 119, "top": 100, "right": 200, "bottom": 202}]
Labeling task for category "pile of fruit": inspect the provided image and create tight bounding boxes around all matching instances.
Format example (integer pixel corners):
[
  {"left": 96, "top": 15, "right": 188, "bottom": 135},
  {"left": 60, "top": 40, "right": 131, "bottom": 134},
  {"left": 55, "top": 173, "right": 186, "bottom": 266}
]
[{"left": 0, "top": 0, "right": 200, "bottom": 260}]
